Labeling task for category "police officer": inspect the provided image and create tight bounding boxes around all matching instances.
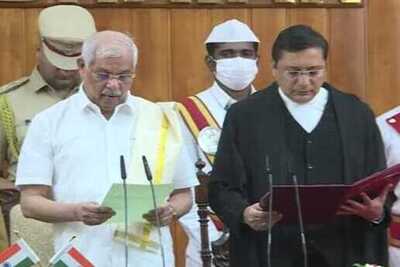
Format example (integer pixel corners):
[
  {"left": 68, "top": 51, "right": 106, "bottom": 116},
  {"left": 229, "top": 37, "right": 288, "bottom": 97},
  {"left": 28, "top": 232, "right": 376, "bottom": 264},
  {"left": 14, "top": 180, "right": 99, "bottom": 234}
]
[
  {"left": 377, "top": 106, "right": 400, "bottom": 267},
  {"left": 0, "top": 5, "right": 96, "bottom": 256}
]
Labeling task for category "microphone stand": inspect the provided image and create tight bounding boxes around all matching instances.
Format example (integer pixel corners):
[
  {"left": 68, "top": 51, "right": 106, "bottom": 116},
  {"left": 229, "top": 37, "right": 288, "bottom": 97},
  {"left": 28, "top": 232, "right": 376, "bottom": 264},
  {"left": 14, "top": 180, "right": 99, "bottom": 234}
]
[
  {"left": 265, "top": 155, "right": 273, "bottom": 267},
  {"left": 120, "top": 156, "right": 129, "bottom": 267},
  {"left": 290, "top": 170, "right": 308, "bottom": 267},
  {"left": 142, "top": 155, "right": 166, "bottom": 267}
]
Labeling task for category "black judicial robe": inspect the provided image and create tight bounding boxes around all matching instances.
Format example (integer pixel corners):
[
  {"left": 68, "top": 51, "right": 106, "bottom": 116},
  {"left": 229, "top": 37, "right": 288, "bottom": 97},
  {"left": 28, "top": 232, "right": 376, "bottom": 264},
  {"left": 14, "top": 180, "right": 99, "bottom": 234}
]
[{"left": 208, "top": 82, "right": 389, "bottom": 267}]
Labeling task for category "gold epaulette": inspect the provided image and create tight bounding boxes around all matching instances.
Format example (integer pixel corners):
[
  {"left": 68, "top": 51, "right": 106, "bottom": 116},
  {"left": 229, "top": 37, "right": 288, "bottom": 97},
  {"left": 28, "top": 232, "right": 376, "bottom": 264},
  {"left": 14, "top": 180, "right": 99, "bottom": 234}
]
[{"left": 0, "top": 77, "right": 30, "bottom": 95}]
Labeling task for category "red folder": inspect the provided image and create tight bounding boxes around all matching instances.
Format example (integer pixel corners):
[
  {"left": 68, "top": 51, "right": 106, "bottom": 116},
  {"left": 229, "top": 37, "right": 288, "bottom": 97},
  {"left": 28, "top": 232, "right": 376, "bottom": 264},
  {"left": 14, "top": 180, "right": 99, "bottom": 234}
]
[{"left": 260, "top": 163, "right": 400, "bottom": 225}]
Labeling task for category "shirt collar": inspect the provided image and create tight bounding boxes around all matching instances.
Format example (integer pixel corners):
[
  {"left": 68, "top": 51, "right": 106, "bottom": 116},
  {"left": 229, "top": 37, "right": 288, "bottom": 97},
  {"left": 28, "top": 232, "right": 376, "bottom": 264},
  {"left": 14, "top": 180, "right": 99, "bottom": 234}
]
[
  {"left": 76, "top": 83, "right": 136, "bottom": 115},
  {"left": 210, "top": 81, "right": 256, "bottom": 110},
  {"left": 278, "top": 86, "right": 328, "bottom": 111},
  {"left": 32, "top": 67, "right": 79, "bottom": 98},
  {"left": 30, "top": 68, "right": 49, "bottom": 93}
]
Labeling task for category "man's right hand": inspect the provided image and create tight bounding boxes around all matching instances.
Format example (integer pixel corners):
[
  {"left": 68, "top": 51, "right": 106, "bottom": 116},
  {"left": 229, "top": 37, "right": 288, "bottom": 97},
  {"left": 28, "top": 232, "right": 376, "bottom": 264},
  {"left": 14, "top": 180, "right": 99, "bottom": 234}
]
[
  {"left": 243, "top": 202, "right": 282, "bottom": 231},
  {"left": 74, "top": 202, "right": 115, "bottom": 225}
]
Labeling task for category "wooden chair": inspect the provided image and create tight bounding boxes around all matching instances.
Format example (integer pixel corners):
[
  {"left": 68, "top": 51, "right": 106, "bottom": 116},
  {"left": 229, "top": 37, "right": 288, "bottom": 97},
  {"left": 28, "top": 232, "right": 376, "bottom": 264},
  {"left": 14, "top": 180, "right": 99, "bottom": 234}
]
[{"left": 194, "top": 159, "right": 229, "bottom": 267}]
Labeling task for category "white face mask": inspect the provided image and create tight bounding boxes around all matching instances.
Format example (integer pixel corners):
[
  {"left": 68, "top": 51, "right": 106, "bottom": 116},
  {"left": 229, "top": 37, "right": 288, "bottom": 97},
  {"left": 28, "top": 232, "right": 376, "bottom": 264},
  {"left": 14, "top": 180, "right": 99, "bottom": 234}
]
[{"left": 214, "top": 57, "right": 258, "bottom": 91}]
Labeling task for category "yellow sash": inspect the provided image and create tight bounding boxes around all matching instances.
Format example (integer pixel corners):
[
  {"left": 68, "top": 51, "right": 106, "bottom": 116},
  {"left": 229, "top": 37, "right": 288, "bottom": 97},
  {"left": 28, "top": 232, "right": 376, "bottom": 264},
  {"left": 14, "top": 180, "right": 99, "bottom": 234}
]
[{"left": 114, "top": 99, "right": 182, "bottom": 252}]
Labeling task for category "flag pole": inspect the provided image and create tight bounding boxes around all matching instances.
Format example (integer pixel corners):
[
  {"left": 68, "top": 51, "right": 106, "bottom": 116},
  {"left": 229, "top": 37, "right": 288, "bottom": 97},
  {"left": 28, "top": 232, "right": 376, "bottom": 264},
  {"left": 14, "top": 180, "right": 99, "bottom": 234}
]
[
  {"left": 47, "top": 236, "right": 76, "bottom": 267},
  {"left": 14, "top": 231, "right": 43, "bottom": 267}
]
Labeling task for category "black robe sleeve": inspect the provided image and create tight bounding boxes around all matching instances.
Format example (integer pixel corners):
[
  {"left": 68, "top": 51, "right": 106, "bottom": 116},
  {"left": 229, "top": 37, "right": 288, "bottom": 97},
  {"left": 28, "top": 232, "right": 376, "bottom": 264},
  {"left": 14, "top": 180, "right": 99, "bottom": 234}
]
[{"left": 208, "top": 106, "right": 250, "bottom": 236}]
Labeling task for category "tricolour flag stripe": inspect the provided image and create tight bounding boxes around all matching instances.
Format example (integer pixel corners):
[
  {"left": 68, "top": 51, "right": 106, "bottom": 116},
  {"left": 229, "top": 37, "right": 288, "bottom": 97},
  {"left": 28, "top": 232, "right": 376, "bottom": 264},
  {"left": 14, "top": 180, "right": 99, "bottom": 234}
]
[
  {"left": 0, "top": 243, "right": 20, "bottom": 262},
  {"left": 17, "top": 239, "right": 39, "bottom": 263},
  {"left": 68, "top": 247, "right": 94, "bottom": 267},
  {"left": 14, "top": 257, "right": 35, "bottom": 267},
  {"left": 0, "top": 239, "right": 39, "bottom": 267},
  {"left": 53, "top": 260, "right": 69, "bottom": 267}
]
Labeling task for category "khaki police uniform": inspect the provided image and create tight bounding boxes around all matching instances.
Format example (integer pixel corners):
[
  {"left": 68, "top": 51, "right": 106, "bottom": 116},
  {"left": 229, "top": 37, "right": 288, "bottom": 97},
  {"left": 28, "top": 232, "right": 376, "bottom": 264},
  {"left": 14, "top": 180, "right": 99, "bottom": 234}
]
[
  {"left": 0, "top": 4, "right": 96, "bottom": 255},
  {"left": 0, "top": 68, "right": 76, "bottom": 251},
  {"left": 0, "top": 68, "right": 76, "bottom": 181}
]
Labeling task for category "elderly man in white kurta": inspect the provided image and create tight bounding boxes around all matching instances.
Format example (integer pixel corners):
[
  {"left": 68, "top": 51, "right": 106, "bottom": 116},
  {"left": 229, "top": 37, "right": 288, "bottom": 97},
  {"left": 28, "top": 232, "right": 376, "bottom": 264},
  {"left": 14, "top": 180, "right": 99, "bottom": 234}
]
[
  {"left": 377, "top": 106, "right": 400, "bottom": 267},
  {"left": 178, "top": 19, "right": 260, "bottom": 267},
  {"left": 16, "top": 31, "right": 197, "bottom": 267}
]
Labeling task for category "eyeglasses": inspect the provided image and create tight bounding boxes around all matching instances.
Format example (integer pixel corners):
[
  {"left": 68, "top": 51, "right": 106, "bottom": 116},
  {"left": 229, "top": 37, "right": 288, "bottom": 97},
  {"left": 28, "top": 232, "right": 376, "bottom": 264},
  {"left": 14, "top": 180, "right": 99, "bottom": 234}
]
[
  {"left": 283, "top": 68, "right": 325, "bottom": 80},
  {"left": 92, "top": 72, "right": 135, "bottom": 84}
]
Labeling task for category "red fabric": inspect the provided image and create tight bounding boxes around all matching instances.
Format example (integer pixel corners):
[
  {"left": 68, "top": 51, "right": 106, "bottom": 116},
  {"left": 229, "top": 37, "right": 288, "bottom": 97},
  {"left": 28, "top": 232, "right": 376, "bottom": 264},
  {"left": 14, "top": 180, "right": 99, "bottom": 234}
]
[
  {"left": 386, "top": 112, "right": 400, "bottom": 134},
  {"left": 209, "top": 214, "right": 224, "bottom": 231},
  {"left": 390, "top": 220, "right": 400, "bottom": 240},
  {"left": 180, "top": 97, "right": 209, "bottom": 131},
  {"left": 68, "top": 247, "right": 94, "bottom": 267},
  {"left": 0, "top": 243, "right": 20, "bottom": 263}
]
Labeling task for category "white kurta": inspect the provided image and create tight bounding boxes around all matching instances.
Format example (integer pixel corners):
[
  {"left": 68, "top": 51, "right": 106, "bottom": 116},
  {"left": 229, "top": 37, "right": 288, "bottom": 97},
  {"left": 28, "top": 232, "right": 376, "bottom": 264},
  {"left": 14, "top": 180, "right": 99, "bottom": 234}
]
[
  {"left": 179, "top": 82, "right": 255, "bottom": 267},
  {"left": 376, "top": 105, "right": 400, "bottom": 267},
  {"left": 16, "top": 87, "right": 198, "bottom": 267}
]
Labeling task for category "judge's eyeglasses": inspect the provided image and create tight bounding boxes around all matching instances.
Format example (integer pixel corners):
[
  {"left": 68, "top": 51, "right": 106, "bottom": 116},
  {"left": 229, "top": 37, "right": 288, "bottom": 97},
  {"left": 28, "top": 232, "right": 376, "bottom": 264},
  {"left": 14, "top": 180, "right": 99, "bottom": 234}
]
[{"left": 283, "top": 68, "right": 325, "bottom": 80}]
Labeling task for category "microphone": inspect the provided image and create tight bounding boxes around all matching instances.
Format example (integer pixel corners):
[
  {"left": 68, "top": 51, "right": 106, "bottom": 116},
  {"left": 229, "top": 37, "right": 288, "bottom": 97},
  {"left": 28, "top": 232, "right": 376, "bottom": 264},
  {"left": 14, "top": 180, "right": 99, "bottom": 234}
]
[
  {"left": 120, "top": 155, "right": 128, "bottom": 267},
  {"left": 288, "top": 159, "right": 308, "bottom": 267},
  {"left": 265, "top": 155, "right": 273, "bottom": 267},
  {"left": 142, "top": 155, "right": 166, "bottom": 267}
]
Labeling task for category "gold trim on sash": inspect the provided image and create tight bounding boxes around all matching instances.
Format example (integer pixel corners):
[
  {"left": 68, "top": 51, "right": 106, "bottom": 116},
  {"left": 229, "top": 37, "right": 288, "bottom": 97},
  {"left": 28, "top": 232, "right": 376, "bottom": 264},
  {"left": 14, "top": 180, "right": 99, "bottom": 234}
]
[
  {"left": 115, "top": 99, "right": 181, "bottom": 251},
  {"left": 178, "top": 96, "right": 220, "bottom": 165}
]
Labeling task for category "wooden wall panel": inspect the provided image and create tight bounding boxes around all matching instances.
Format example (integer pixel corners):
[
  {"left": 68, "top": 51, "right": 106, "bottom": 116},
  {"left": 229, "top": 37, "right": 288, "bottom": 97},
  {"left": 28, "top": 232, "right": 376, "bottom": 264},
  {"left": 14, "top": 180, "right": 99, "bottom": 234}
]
[
  {"left": 23, "top": 9, "right": 40, "bottom": 74},
  {"left": 91, "top": 8, "right": 133, "bottom": 32},
  {"left": 0, "top": 3, "right": 396, "bottom": 114},
  {"left": 130, "top": 9, "right": 171, "bottom": 101},
  {"left": 286, "top": 8, "right": 329, "bottom": 35},
  {"left": 367, "top": 0, "right": 400, "bottom": 115},
  {"left": 0, "top": 9, "right": 27, "bottom": 84},
  {"left": 252, "top": 8, "right": 287, "bottom": 89},
  {"left": 329, "top": 8, "right": 366, "bottom": 98},
  {"left": 170, "top": 9, "right": 211, "bottom": 100}
]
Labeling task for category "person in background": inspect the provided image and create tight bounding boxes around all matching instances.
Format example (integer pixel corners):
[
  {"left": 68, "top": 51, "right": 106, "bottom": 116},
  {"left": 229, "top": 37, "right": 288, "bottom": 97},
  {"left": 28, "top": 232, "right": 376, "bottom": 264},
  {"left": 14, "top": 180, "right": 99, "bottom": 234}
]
[
  {"left": 377, "top": 106, "right": 400, "bottom": 267},
  {"left": 178, "top": 19, "right": 260, "bottom": 266},
  {"left": 0, "top": 4, "right": 96, "bottom": 251}
]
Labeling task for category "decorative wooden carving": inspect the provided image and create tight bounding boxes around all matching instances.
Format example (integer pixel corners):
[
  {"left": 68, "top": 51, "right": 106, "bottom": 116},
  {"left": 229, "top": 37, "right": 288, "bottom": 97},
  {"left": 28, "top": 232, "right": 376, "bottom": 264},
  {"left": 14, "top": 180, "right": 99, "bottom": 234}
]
[
  {"left": 194, "top": 159, "right": 212, "bottom": 267},
  {"left": 170, "top": 0, "right": 191, "bottom": 3},
  {"left": 211, "top": 229, "right": 229, "bottom": 267},
  {"left": 274, "top": 0, "right": 296, "bottom": 3},
  {"left": 197, "top": 0, "right": 224, "bottom": 4},
  {"left": 226, "top": 0, "right": 248, "bottom": 4},
  {"left": 0, "top": 0, "right": 362, "bottom": 7},
  {"left": 195, "top": 159, "right": 230, "bottom": 267},
  {"left": 96, "top": 0, "right": 118, "bottom": 3},
  {"left": 300, "top": 0, "right": 323, "bottom": 3}
]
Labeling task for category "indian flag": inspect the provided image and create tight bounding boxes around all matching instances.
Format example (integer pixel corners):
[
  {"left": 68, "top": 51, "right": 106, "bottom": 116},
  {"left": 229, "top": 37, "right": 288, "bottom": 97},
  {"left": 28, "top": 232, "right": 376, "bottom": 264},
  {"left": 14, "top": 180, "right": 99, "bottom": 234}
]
[
  {"left": 0, "top": 238, "right": 40, "bottom": 267},
  {"left": 49, "top": 243, "right": 93, "bottom": 267}
]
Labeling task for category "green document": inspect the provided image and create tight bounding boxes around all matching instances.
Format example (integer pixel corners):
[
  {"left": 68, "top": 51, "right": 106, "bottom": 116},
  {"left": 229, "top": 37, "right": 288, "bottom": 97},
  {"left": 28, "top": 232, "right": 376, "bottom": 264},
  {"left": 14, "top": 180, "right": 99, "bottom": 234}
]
[{"left": 101, "top": 183, "right": 173, "bottom": 224}]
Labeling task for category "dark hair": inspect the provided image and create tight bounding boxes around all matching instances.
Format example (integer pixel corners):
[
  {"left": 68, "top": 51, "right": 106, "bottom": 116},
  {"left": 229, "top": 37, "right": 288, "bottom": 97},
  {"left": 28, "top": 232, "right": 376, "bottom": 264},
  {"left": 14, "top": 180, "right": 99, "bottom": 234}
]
[
  {"left": 271, "top": 24, "right": 328, "bottom": 64},
  {"left": 206, "top": 42, "right": 259, "bottom": 58}
]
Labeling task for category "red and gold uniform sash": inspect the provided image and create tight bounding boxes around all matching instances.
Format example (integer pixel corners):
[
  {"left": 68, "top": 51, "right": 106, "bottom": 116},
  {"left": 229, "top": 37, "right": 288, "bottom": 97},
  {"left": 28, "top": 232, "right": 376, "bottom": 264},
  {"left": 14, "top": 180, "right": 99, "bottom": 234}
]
[
  {"left": 386, "top": 112, "right": 400, "bottom": 247},
  {"left": 178, "top": 96, "right": 220, "bottom": 165},
  {"left": 389, "top": 214, "right": 400, "bottom": 248},
  {"left": 386, "top": 112, "right": 400, "bottom": 134},
  {"left": 178, "top": 96, "right": 225, "bottom": 231}
]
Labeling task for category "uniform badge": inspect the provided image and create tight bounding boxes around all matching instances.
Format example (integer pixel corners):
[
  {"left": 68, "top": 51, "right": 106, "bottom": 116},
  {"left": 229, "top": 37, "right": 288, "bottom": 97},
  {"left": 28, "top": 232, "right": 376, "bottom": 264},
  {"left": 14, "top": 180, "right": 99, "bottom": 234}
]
[
  {"left": 197, "top": 126, "right": 221, "bottom": 155},
  {"left": 386, "top": 112, "right": 400, "bottom": 134}
]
